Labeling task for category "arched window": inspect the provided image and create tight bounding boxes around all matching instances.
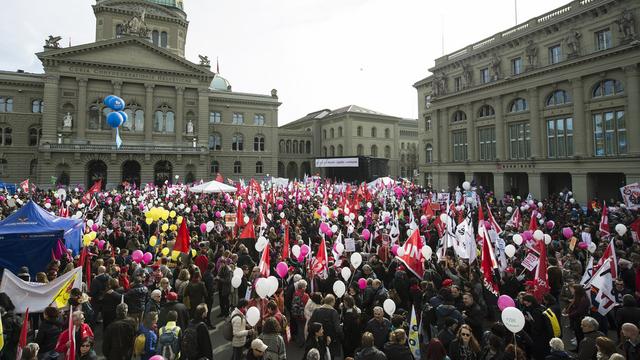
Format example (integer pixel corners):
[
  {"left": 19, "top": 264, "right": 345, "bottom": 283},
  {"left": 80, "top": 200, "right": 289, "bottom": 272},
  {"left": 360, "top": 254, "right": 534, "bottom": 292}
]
[
  {"left": 478, "top": 105, "right": 495, "bottom": 118},
  {"left": 254, "top": 135, "right": 265, "bottom": 151},
  {"left": 123, "top": 105, "right": 144, "bottom": 132},
  {"left": 357, "top": 126, "right": 363, "bottom": 136},
  {"left": 330, "top": 128, "right": 335, "bottom": 138},
  {"left": 233, "top": 161, "right": 242, "bottom": 174},
  {"left": 371, "top": 127, "right": 377, "bottom": 137},
  {"left": 292, "top": 140, "right": 298, "bottom": 153},
  {"left": 154, "top": 105, "right": 174, "bottom": 133},
  {"left": 357, "top": 144, "right": 364, "bottom": 156},
  {"left": 210, "top": 160, "right": 219, "bottom": 174},
  {"left": 452, "top": 110, "right": 467, "bottom": 122},
  {"left": 426, "top": 144, "right": 433, "bottom": 163},
  {"left": 323, "top": 129, "right": 327, "bottom": 139},
  {"left": 1, "top": 127, "right": 12, "bottom": 146},
  {"left": 256, "top": 161, "right": 263, "bottom": 174},
  {"left": 232, "top": 133, "right": 244, "bottom": 151},
  {"left": 323, "top": 146, "right": 327, "bottom": 157},
  {"left": 208, "top": 133, "right": 221, "bottom": 150},
  {"left": 509, "top": 98, "right": 528, "bottom": 113},
  {"left": 160, "top": 31, "right": 168, "bottom": 48},
  {"left": 28, "top": 127, "right": 42, "bottom": 146},
  {"left": 371, "top": 145, "right": 378, "bottom": 157},
  {"left": 306, "top": 141, "right": 311, "bottom": 154},
  {"left": 330, "top": 145, "right": 335, "bottom": 157},
  {"left": 279, "top": 140, "right": 285, "bottom": 153},
  {"left": 384, "top": 145, "right": 391, "bottom": 158},
  {"left": 338, "top": 127, "right": 343, "bottom": 137},
  {"left": 592, "top": 79, "right": 624, "bottom": 98},
  {"left": 152, "top": 30, "right": 159, "bottom": 46},
  {"left": 338, "top": 144, "right": 343, "bottom": 156},
  {"left": 0, "top": 97, "right": 13, "bottom": 113},
  {"left": 546, "top": 90, "right": 572, "bottom": 106},
  {"left": 31, "top": 99, "right": 44, "bottom": 113},
  {"left": 385, "top": 128, "right": 390, "bottom": 138},
  {"left": 299, "top": 141, "right": 304, "bottom": 153}
]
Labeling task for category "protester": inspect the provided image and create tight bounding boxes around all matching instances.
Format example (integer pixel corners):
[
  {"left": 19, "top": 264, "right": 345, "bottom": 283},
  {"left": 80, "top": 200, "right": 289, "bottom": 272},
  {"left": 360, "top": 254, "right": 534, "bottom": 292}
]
[
  {"left": 78, "top": 337, "right": 98, "bottom": 360},
  {"left": 55, "top": 311, "right": 94, "bottom": 360},
  {"left": 20, "top": 343, "right": 39, "bottom": 360},
  {"left": 448, "top": 324, "right": 480, "bottom": 360},
  {"left": 383, "top": 329, "right": 412, "bottom": 360},
  {"left": 231, "top": 299, "right": 254, "bottom": 360},
  {"left": 35, "top": 307, "right": 63, "bottom": 360},
  {"left": 248, "top": 338, "right": 268, "bottom": 360},
  {"left": 545, "top": 338, "right": 571, "bottom": 360},
  {"left": 304, "top": 322, "right": 330, "bottom": 360},
  {"left": 308, "top": 294, "right": 342, "bottom": 359},
  {"left": 354, "top": 332, "right": 386, "bottom": 360},
  {"left": 365, "top": 306, "right": 392, "bottom": 351},
  {"left": 577, "top": 317, "right": 604, "bottom": 360},
  {"left": 257, "top": 317, "right": 286, "bottom": 360},
  {"left": 102, "top": 303, "right": 137, "bottom": 360},
  {"left": 619, "top": 323, "right": 640, "bottom": 360}
]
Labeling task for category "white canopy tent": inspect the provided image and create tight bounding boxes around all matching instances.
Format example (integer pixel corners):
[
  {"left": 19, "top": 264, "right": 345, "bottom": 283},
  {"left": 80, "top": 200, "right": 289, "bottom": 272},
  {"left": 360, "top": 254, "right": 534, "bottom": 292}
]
[
  {"left": 367, "top": 176, "right": 396, "bottom": 189},
  {"left": 190, "top": 180, "right": 237, "bottom": 193}
]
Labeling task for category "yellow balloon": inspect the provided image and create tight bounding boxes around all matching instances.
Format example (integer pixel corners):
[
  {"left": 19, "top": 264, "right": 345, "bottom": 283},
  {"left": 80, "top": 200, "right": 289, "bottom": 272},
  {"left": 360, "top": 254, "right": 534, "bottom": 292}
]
[
  {"left": 161, "top": 247, "right": 170, "bottom": 256},
  {"left": 171, "top": 250, "right": 180, "bottom": 261},
  {"left": 191, "top": 249, "right": 197, "bottom": 258},
  {"left": 82, "top": 234, "right": 91, "bottom": 246},
  {"left": 145, "top": 217, "right": 153, "bottom": 225},
  {"left": 161, "top": 211, "right": 169, "bottom": 221},
  {"left": 161, "top": 224, "right": 169, "bottom": 232},
  {"left": 176, "top": 216, "right": 183, "bottom": 224},
  {"left": 149, "top": 236, "right": 157, "bottom": 247},
  {"left": 169, "top": 210, "right": 176, "bottom": 218},
  {"left": 169, "top": 224, "right": 177, "bottom": 231},
  {"left": 89, "top": 231, "right": 97, "bottom": 241}
]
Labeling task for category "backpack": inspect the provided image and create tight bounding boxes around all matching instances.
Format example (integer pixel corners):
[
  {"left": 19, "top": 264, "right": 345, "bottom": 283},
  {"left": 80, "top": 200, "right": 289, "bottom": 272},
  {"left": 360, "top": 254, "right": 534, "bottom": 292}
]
[
  {"left": 157, "top": 326, "right": 180, "bottom": 360},
  {"left": 222, "top": 314, "right": 242, "bottom": 341},
  {"left": 180, "top": 324, "right": 200, "bottom": 359},
  {"left": 133, "top": 332, "right": 146, "bottom": 357},
  {"left": 543, "top": 308, "right": 561, "bottom": 337},
  {"left": 291, "top": 294, "right": 305, "bottom": 320}
]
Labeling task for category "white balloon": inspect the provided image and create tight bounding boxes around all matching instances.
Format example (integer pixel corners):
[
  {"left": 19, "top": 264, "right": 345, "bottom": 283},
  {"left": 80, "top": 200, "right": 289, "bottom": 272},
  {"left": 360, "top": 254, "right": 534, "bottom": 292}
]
[
  {"left": 383, "top": 298, "right": 396, "bottom": 316},
  {"left": 588, "top": 242, "right": 597, "bottom": 254},
  {"left": 44, "top": 202, "right": 51, "bottom": 209},
  {"left": 358, "top": 215, "right": 364, "bottom": 223},
  {"left": 233, "top": 268, "right": 244, "bottom": 278},
  {"left": 341, "top": 267, "right": 351, "bottom": 281},
  {"left": 421, "top": 245, "right": 432, "bottom": 259},
  {"left": 559, "top": 192, "right": 564, "bottom": 197},
  {"left": 537, "top": 202, "right": 543, "bottom": 208},
  {"left": 462, "top": 181, "right": 471, "bottom": 191},
  {"left": 396, "top": 247, "right": 405, "bottom": 257},
  {"left": 255, "top": 237, "right": 267, "bottom": 252},
  {"left": 255, "top": 278, "right": 270, "bottom": 299},
  {"left": 506, "top": 206, "right": 513, "bottom": 213},
  {"left": 335, "top": 242, "right": 345, "bottom": 255},
  {"left": 406, "top": 229, "right": 413, "bottom": 237},
  {"left": 298, "top": 204, "right": 303, "bottom": 210},
  {"left": 520, "top": 206, "right": 526, "bottom": 212},
  {"left": 569, "top": 198, "right": 576, "bottom": 204},
  {"left": 267, "top": 276, "right": 279, "bottom": 296},
  {"left": 331, "top": 225, "right": 338, "bottom": 233},
  {"left": 87, "top": 220, "right": 94, "bottom": 227},
  {"left": 231, "top": 276, "right": 242, "bottom": 288},
  {"left": 206, "top": 221, "right": 215, "bottom": 232},
  {"left": 246, "top": 306, "right": 260, "bottom": 326},
  {"left": 501, "top": 307, "right": 525, "bottom": 333},
  {"left": 266, "top": 213, "right": 272, "bottom": 221},
  {"left": 533, "top": 230, "right": 544, "bottom": 241},
  {"left": 568, "top": 191, "right": 573, "bottom": 196},
  {"left": 512, "top": 234, "right": 523, "bottom": 246},
  {"left": 615, "top": 223, "right": 627, "bottom": 236},
  {"left": 350, "top": 253, "right": 362, "bottom": 268},
  {"left": 280, "top": 212, "right": 285, "bottom": 219},
  {"left": 291, "top": 245, "right": 301, "bottom": 258},
  {"left": 349, "top": 213, "right": 356, "bottom": 220},
  {"left": 505, "top": 244, "right": 516, "bottom": 258},
  {"left": 333, "top": 280, "right": 346, "bottom": 298},
  {"left": 544, "top": 234, "right": 552, "bottom": 245},
  {"left": 439, "top": 213, "right": 449, "bottom": 223}
]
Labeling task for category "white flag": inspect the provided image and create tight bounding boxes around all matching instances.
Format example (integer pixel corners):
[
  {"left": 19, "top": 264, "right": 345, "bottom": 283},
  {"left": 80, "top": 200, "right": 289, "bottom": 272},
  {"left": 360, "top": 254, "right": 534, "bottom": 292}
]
[
  {"left": 585, "top": 258, "right": 616, "bottom": 315},
  {"left": 0, "top": 267, "right": 82, "bottom": 313},
  {"left": 454, "top": 218, "right": 473, "bottom": 259},
  {"left": 580, "top": 257, "right": 594, "bottom": 286}
]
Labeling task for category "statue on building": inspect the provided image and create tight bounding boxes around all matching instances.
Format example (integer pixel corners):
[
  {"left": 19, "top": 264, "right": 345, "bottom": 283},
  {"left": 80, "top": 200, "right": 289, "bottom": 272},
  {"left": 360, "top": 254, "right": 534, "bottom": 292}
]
[
  {"left": 122, "top": 10, "right": 149, "bottom": 37},
  {"left": 433, "top": 72, "right": 447, "bottom": 96},
  {"left": 565, "top": 29, "right": 582, "bottom": 58},
  {"left": 490, "top": 53, "right": 501, "bottom": 80},
  {"left": 44, "top": 35, "right": 62, "bottom": 49},
  {"left": 63, "top": 112, "right": 73, "bottom": 129},
  {"left": 271, "top": 89, "right": 278, "bottom": 98},
  {"left": 198, "top": 55, "right": 210, "bottom": 66},
  {"left": 616, "top": 9, "right": 637, "bottom": 43},
  {"left": 186, "top": 119, "right": 194, "bottom": 134},
  {"left": 461, "top": 62, "right": 472, "bottom": 88},
  {"left": 525, "top": 40, "right": 538, "bottom": 68}
]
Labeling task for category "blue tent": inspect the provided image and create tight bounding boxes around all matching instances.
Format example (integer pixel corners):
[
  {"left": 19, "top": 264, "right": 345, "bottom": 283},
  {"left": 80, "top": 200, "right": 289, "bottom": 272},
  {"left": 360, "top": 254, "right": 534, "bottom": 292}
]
[{"left": 0, "top": 201, "right": 83, "bottom": 275}]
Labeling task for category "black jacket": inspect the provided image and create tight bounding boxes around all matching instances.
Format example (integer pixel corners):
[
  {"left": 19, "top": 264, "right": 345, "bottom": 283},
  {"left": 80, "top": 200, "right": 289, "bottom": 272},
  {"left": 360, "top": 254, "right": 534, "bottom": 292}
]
[
  {"left": 35, "top": 318, "right": 63, "bottom": 354},
  {"left": 383, "top": 342, "right": 413, "bottom": 360},
  {"left": 448, "top": 339, "right": 479, "bottom": 360},
  {"left": 309, "top": 306, "right": 343, "bottom": 356},
  {"left": 545, "top": 351, "right": 572, "bottom": 360},
  {"left": 158, "top": 301, "right": 190, "bottom": 329},
  {"left": 102, "top": 317, "right": 137, "bottom": 360},
  {"left": 187, "top": 320, "right": 213, "bottom": 360},
  {"left": 365, "top": 318, "right": 392, "bottom": 350},
  {"left": 124, "top": 282, "right": 148, "bottom": 315},
  {"left": 354, "top": 346, "right": 387, "bottom": 360}
]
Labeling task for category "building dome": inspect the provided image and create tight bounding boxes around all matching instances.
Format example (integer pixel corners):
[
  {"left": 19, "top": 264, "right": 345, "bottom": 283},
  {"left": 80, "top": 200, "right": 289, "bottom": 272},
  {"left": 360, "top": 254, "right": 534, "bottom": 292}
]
[{"left": 209, "top": 74, "right": 231, "bottom": 91}]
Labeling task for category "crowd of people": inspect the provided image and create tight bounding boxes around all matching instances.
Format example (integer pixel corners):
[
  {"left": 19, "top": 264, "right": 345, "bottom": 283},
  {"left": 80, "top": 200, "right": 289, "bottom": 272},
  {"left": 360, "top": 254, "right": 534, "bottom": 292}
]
[{"left": 0, "top": 177, "right": 638, "bottom": 360}]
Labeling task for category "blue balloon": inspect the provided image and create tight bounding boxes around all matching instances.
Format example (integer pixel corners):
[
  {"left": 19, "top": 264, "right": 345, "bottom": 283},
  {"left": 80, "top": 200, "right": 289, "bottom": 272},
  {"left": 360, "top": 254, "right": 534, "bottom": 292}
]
[
  {"left": 108, "top": 96, "right": 125, "bottom": 111},
  {"left": 103, "top": 95, "right": 116, "bottom": 107},
  {"left": 106, "top": 111, "right": 123, "bottom": 128},
  {"left": 117, "top": 111, "right": 128, "bottom": 127}
]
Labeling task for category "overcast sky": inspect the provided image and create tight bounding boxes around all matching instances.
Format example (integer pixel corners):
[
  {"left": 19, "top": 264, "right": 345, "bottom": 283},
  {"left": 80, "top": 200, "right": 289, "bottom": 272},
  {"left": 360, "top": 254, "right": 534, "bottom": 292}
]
[{"left": 2, "top": 0, "right": 569, "bottom": 124}]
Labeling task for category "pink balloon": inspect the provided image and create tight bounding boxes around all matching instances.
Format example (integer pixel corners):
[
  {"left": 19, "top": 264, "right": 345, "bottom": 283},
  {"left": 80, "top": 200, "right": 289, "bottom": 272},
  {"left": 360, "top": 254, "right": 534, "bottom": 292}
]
[
  {"left": 420, "top": 217, "right": 428, "bottom": 225},
  {"left": 358, "top": 278, "right": 367, "bottom": 290},
  {"left": 394, "top": 187, "right": 403, "bottom": 197},
  {"left": 91, "top": 223, "right": 99, "bottom": 231},
  {"left": 215, "top": 211, "right": 221, "bottom": 218},
  {"left": 276, "top": 262, "right": 288, "bottom": 278},
  {"left": 200, "top": 223, "right": 207, "bottom": 233},
  {"left": 132, "top": 250, "right": 143, "bottom": 263},
  {"left": 546, "top": 220, "right": 555, "bottom": 230},
  {"left": 277, "top": 203, "right": 283, "bottom": 211},
  {"left": 497, "top": 295, "right": 515, "bottom": 311},
  {"left": 297, "top": 254, "right": 304, "bottom": 262},
  {"left": 97, "top": 240, "right": 105, "bottom": 250},
  {"left": 319, "top": 223, "right": 329, "bottom": 234},
  {"left": 142, "top": 252, "right": 153, "bottom": 264},
  {"left": 562, "top": 227, "right": 573, "bottom": 239},
  {"left": 362, "top": 229, "right": 371, "bottom": 241},
  {"left": 326, "top": 230, "right": 333, "bottom": 238},
  {"left": 578, "top": 242, "right": 588, "bottom": 250},
  {"left": 192, "top": 205, "right": 198, "bottom": 212},
  {"left": 300, "top": 244, "right": 310, "bottom": 257},
  {"left": 149, "top": 356, "right": 164, "bottom": 360},
  {"left": 522, "top": 230, "right": 533, "bottom": 241},
  {"left": 391, "top": 244, "right": 399, "bottom": 256}
]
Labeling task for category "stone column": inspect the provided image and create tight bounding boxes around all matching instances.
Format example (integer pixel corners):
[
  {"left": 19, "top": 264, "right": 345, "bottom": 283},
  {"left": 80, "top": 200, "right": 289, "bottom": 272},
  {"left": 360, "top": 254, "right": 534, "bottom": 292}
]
[
  {"left": 144, "top": 84, "right": 154, "bottom": 143},
  {"left": 440, "top": 109, "right": 449, "bottom": 163},
  {"left": 197, "top": 88, "right": 209, "bottom": 147},
  {"left": 571, "top": 173, "right": 591, "bottom": 206},
  {"left": 430, "top": 113, "right": 439, "bottom": 164},
  {"left": 466, "top": 103, "right": 475, "bottom": 161},
  {"left": 528, "top": 173, "right": 547, "bottom": 200},
  {"left": 493, "top": 173, "right": 505, "bottom": 200},
  {"left": 528, "top": 87, "right": 541, "bottom": 159},
  {"left": 76, "top": 78, "right": 87, "bottom": 140},
  {"left": 571, "top": 77, "right": 587, "bottom": 157},
  {"left": 494, "top": 96, "right": 505, "bottom": 161},
  {"left": 112, "top": 80, "right": 122, "bottom": 97},
  {"left": 624, "top": 65, "right": 640, "bottom": 155},
  {"left": 175, "top": 86, "right": 185, "bottom": 145},
  {"left": 42, "top": 75, "right": 59, "bottom": 144}
]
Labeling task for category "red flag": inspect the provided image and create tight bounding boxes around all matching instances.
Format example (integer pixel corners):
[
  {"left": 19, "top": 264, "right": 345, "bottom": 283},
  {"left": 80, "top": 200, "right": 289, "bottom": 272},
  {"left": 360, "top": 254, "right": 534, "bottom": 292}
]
[
  {"left": 19, "top": 179, "right": 29, "bottom": 193},
  {"left": 282, "top": 224, "right": 290, "bottom": 260},
  {"left": 312, "top": 238, "right": 328, "bottom": 279},
  {"left": 236, "top": 203, "right": 245, "bottom": 228},
  {"left": 596, "top": 238, "right": 617, "bottom": 279},
  {"left": 599, "top": 202, "right": 610, "bottom": 239},
  {"left": 239, "top": 218, "right": 255, "bottom": 239},
  {"left": 88, "top": 197, "right": 98, "bottom": 211},
  {"left": 630, "top": 218, "right": 640, "bottom": 243},
  {"left": 486, "top": 206, "right": 503, "bottom": 234},
  {"left": 16, "top": 308, "right": 29, "bottom": 360},
  {"left": 259, "top": 243, "right": 270, "bottom": 277},
  {"left": 480, "top": 205, "right": 500, "bottom": 297},
  {"left": 67, "top": 306, "right": 75, "bottom": 360},
  {"left": 528, "top": 210, "right": 538, "bottom": 232},
  {"left": 397, "top": 228, "right": 425, "bottom": 279},
  {"left": 506, "top": 206, "right": 522, "bottom": 229},
  {"left": 174, "top": 219, "right": 191, "bottom": 253},
  {"left": 533, "top": 240, "right": 550, "bottom": 301},
  {"left": 82, "top": 179, "right": 102, "bottom": 204}
]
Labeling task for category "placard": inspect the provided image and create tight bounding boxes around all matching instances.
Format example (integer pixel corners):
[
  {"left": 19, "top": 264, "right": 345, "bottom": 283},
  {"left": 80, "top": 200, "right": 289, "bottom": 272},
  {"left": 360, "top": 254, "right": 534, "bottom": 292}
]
[
  {"left": 437, "top": 193, "right": 450, "bottom": 204},
  {"left": 345, "top": 238, "right": 356, "bottom": 252},
  {"left": 521, "top": 253, "right": 539, "bottom": 271},
  {"left": 225, "top": 213, "right": 237, "bottom": 228},
  {"left": 620, "top": 183, "right": 640, "bottom": 210}
]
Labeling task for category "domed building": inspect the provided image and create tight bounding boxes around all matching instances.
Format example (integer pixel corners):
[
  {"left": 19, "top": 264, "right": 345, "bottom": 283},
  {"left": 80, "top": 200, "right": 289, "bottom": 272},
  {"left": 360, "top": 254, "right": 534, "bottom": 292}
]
[{"left": 209, "top": 74, "right": 231, "bottom": 92}]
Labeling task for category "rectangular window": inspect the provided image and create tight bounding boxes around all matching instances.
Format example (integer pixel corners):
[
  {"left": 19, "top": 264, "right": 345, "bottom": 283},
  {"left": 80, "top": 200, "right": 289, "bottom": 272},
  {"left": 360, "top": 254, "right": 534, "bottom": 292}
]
[
  {"left": 547, "top": 117, "right": 573, "bottom": 158},
  {"left": 452, "top": 130, "right": 468, "bottom": 162},
  {"left": 549, "top": 45, "right": 561, "bottom": 64},
  {"left": 511, "top": 57, "right": 523, "bottom": 75},
  {"left": 425, "top": 116, "right": 432, "bottom": 131},
  {"left": 209, "top": 111, "right": 221, "bottom": 124},
  {"left": 254, "top": 114, "right": 265, "bottom": 125},
  {"left": 509, "top": 123, "right": 530, "bottom": 159},
  {"left": 232, "top": 113, "right": 244, "bottom": 125},
  {"left": 593, "top": 110, "right": 626, "bottom": 156},
  {"left": 454, "top": 77, "right": 462, "bottom": 92},
  {"left": 595, "top": 29, "right": 612, "bottom": 51},
  {"left": 478, "top": 127, "right": 496, "bottom": 161},
  {"left": 480, "top": 68, "right": 490, "bottom": 84}
]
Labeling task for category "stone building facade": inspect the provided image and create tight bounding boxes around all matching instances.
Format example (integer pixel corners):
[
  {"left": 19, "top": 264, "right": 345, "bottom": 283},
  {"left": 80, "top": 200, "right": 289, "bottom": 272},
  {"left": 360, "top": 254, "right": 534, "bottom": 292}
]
[
  {"left": 414, "top": 0, "right": 640, "bottom": 205},
  {"left": 0, "top": 0, "right": 280, "bottom": 188}
]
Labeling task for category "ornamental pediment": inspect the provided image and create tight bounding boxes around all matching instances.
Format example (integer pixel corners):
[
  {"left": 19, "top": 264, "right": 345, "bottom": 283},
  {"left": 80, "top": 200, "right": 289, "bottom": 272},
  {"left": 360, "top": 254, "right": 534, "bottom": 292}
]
[{"left": 37, "top": 37, "right": 212, "bottom": 79}]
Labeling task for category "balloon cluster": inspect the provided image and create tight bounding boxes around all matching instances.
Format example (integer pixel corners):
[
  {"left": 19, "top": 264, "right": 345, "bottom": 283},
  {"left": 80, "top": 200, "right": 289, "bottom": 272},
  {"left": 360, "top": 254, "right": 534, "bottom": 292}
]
[{"left": 103, "top": 95, "right": 127, "bottom": 128}]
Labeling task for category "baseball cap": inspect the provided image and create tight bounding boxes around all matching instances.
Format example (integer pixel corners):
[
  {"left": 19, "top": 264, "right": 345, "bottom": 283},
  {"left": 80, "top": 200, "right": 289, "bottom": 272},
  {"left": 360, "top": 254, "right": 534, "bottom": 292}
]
[
  {"left": 166, "top": 292, "right": 178, "bottom": 301},
  {"left": 251, "top": 339, "right": 268, "bottom": 352}
]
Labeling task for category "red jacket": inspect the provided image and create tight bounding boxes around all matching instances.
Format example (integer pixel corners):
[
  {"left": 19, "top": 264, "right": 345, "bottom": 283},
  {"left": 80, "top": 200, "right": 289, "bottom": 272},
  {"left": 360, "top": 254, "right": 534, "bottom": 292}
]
[{"left": 55, "top": 323, "right": 94, "bottom": 359}]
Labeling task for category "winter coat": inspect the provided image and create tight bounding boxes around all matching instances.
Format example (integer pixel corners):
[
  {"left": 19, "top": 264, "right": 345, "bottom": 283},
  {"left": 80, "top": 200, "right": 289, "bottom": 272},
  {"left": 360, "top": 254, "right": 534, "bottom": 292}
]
[
  {"left": 383, "top": 342, "right": 413, "bottom": 360},
  {"left": 258, "top": 332, "right": 286, "bottom": 360},
  {"left": 354, "top": 346, "right": 387, "bottom": 360},
  {"left": 365, "top": 318, "right": 392, "bottom": 350},
  {"left": 35, "top": 318, "right": 63, "bottom": 355},
  {"left": 124, "top": 283, "right": 148, "bottom": 315},
  {"left": 309, "top": 306, "right": 343, "bottom": 357},
  {"left": 231, "top": 308, "right": 251, "bottom": 348},
  {"left": 158, "top": 301, "right": 190, "bottom": 329},
  {"left": 578, "top": 330, "right": 604, "bottom": 360},
  {"left": 102, "top": 318, "right": 137, "bottom": 360}
]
